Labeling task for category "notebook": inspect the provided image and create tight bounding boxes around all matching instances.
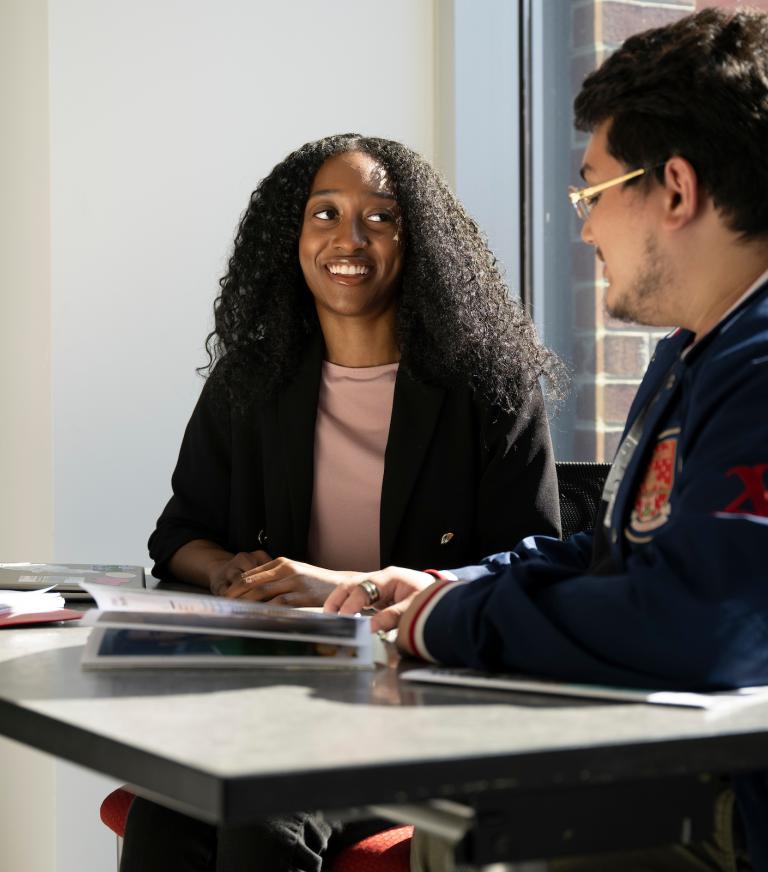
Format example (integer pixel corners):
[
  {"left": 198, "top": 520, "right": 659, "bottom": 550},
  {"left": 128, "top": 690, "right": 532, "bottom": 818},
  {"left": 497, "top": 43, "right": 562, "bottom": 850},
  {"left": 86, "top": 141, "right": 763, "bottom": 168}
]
[{"left": 400, "top": 666, "right": 768, "bottom": 712}]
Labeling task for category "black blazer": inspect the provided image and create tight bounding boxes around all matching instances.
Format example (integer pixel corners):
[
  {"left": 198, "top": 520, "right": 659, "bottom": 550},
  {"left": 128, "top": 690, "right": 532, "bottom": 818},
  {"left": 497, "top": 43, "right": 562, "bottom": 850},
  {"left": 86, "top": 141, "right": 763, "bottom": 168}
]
[{"left": 149, "top": 338, "right": 560, "bottom": 577}]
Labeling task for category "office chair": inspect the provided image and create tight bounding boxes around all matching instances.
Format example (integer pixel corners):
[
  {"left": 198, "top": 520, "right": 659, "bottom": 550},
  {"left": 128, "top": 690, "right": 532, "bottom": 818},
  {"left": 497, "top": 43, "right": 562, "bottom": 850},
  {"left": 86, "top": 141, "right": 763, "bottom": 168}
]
[
  {"left": 555, "top": 461, "right": 610, "bottom": 540},
  {"left": 99, "top": 460, "right": 611, "bottom": 869}
]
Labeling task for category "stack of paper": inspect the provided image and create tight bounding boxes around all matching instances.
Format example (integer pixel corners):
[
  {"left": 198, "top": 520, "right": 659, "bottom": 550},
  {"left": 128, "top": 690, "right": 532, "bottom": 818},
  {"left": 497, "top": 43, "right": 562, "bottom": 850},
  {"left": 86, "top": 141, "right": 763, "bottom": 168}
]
[
  {"left": 81, "top": 584, "right": 372, "bottom": 669},
  {"left": 0, "top": 588, "right": 82, "bottom": 628}
]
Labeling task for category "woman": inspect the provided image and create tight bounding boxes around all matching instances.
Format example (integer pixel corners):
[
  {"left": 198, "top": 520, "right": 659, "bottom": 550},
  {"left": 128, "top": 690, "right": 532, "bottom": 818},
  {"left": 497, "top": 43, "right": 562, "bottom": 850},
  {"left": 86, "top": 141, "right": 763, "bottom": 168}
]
[
  {"left": 122, "top": 133, "right": 562, "bottom": 872},
  {"left": 148, "top": 133, "right": 561, "bottom": 602}
]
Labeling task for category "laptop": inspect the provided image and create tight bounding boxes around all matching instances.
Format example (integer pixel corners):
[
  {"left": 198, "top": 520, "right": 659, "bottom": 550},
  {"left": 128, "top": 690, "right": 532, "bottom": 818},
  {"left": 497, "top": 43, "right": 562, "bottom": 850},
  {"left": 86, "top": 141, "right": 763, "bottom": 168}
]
[{"left": 0, "top": 563, "right": 146, "bottom": 601}]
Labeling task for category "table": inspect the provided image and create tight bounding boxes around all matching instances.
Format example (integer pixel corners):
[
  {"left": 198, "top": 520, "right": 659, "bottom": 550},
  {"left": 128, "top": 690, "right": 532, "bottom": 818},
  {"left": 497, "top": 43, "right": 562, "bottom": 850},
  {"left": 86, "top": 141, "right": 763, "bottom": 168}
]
[{"left": 1, "top": 622, "right": 767, "bottom": 866}]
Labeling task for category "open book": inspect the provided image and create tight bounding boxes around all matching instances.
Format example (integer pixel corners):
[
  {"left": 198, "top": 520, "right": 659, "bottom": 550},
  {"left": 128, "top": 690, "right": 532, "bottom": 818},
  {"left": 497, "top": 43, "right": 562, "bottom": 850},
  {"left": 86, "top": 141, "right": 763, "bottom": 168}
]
[
  {"left": 401, "top": 666, "right": 768, "bottom": 713},
  {"left": 81, "top": 584, "right": 372, "bottom": 669}
]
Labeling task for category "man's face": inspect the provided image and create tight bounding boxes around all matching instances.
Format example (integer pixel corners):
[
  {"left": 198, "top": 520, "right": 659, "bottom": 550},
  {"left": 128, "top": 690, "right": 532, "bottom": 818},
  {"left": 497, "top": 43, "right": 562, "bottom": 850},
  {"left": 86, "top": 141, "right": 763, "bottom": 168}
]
[{"left": 579, "top": 122, "right": 674, "bottom": 326}]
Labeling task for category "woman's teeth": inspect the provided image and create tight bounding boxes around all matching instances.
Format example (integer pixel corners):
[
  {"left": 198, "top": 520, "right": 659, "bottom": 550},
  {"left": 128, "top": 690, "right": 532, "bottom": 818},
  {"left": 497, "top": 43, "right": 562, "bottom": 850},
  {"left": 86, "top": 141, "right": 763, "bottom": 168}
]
[{"left": 327, "top": 264, "right": 370, "bottom": 276}]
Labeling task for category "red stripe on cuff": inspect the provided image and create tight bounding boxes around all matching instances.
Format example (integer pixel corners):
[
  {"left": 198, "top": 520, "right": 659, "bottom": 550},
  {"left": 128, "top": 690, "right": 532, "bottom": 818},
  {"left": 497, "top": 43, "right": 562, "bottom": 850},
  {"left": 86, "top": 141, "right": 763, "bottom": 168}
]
[
  {"left": 423, "top": 569, "right": 449, "bottom": 581},
  {"left": 408, "top": 580, "right": 452, "bottom": 659}
]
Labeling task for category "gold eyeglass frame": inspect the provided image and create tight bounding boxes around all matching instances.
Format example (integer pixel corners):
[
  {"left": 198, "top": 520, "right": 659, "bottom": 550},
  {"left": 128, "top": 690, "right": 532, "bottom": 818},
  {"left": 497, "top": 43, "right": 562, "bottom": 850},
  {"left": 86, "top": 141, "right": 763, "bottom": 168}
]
[{"left": 568, "top": 167, "right": 648, "bottom": 221}]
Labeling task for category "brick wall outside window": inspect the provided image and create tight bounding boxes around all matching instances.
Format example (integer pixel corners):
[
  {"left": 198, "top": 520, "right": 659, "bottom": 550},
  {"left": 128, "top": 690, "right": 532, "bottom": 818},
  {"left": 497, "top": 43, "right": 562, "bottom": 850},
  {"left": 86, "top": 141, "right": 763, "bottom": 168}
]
[{"left": 569, "top": 0, "right": 694, "bottom": 461}]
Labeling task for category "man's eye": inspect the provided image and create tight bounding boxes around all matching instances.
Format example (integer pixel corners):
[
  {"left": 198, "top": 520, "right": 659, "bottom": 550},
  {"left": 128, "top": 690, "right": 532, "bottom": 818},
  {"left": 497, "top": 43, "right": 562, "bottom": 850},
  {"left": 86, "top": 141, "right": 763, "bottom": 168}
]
[
  {"left": 314, "top": 208, "right": 337, "bottom": 220},
  {"left": 585, "top": 193, "right": 600, "bottom": 209}
]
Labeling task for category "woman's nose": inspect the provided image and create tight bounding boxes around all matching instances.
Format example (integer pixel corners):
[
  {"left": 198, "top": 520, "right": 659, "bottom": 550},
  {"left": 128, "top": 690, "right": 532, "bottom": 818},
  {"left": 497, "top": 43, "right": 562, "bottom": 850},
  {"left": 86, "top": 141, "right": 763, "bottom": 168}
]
[{"left": 334, "top": 216, "right": 368, "bottom": 250}]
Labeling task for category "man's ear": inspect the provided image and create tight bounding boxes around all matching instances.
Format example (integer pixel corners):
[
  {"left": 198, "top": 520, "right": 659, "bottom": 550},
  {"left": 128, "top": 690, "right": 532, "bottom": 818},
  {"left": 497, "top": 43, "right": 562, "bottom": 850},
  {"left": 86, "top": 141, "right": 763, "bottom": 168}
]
[{"left": 660, "top": 156, "right": 700, "bottom": 230}]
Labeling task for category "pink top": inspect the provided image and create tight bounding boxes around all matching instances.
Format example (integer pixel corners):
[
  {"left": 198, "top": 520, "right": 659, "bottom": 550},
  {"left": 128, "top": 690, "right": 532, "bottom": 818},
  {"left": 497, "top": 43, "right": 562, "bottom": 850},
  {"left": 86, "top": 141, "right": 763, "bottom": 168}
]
[{"left": 306, "top": 360, "right": 399, "bottom": 571}]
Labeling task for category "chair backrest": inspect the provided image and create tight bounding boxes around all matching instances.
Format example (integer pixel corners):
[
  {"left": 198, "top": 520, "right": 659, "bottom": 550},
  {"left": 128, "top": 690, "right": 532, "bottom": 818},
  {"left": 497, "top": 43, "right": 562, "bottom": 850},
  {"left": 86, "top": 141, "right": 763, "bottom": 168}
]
[{"left": 555, "top": 461, "right": 611, "bottom": 539}]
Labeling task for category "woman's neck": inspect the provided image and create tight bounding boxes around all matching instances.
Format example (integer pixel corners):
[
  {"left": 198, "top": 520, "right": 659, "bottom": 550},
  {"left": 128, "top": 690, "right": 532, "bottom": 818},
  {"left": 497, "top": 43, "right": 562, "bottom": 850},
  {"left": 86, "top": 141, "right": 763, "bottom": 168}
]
[{"left": 317, "top": 310, "right": 400, "bottom": 367}]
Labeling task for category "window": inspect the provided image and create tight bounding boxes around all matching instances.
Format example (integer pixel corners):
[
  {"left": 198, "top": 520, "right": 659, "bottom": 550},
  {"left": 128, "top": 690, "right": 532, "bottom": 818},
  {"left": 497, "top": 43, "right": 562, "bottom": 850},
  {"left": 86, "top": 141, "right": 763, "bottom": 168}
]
[{"left": 449, "top": 0, "right": 768, "bottom": 460}]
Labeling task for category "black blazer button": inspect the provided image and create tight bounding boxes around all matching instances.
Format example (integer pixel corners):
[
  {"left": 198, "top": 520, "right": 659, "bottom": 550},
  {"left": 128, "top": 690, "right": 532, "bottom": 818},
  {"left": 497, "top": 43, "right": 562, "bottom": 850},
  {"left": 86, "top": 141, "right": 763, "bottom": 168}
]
[
  {"left": 440, "top": 532, "right": 455, "bottom": 545},
  {"left": 257, "top": 529, "right": 269, "bottom": 547}
]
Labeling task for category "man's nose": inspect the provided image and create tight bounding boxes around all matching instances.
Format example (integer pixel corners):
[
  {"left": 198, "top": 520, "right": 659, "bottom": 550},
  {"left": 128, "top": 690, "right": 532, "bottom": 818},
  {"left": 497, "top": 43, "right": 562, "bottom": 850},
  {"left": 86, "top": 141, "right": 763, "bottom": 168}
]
[{"left": 580, "top": 216, "right": 595, "bottom": 246}]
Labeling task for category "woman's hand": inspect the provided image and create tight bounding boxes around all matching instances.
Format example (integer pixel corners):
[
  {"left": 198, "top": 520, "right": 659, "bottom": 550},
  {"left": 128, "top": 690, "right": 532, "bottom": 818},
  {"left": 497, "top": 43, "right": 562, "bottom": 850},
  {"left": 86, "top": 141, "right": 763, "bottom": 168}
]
[
  {"left": 223, "top": 558, "right": 364, "bottom": 607},
  {"left": 207, "top": 550, "right": 272, "bottom": 596},
  {"left": 323, "top": 566, "right": 434, "bottom": 633}
]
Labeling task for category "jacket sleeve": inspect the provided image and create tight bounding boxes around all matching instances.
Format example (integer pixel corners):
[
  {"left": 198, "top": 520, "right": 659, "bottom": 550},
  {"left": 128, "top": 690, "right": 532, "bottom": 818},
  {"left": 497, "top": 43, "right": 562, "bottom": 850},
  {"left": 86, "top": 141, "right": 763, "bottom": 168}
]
[
  {"left": 421, "top": 349, "right": 768, "bottom": 691},
  {"left": 148, "top": 380, "right": 233, "bottom": 579},
  {"left": 474, "top": 385, "right": 561, "bottom": 556}
]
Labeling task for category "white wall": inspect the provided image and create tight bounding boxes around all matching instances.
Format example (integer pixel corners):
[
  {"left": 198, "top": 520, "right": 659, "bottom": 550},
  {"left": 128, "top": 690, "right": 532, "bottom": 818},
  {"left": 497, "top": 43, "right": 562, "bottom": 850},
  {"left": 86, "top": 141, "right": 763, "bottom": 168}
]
[
  {"left": 48, "top": 0, "right": 437, "bottom": 567},
  {"left": 2, "top": 1, "right": 436, "bottom": 870},
  {"left": 0, "top": 2, "right": 57, "bottom": 871}
]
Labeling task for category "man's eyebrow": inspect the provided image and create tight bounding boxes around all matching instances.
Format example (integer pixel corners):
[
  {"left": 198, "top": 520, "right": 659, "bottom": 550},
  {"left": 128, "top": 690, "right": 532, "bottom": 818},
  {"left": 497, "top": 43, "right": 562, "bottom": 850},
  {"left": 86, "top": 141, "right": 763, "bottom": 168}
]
[
  {"left": 579, "top": 163, "right": 593, "bottom": 182},
  {"left": 307, "top": 188, "right": 396, "bottom": 200}
]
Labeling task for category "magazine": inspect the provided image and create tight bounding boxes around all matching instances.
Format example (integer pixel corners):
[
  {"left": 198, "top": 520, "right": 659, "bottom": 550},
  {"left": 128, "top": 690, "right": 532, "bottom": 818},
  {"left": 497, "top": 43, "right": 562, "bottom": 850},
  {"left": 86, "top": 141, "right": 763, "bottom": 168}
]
[
  {"left": 81, "top": 584, "right": 372, "bottom": 669},
  {"left": 400, "top": 666, "right": 768, "bottom": 713},
  {"left": 0, "top": 563, "right": 145, "bottom": 601}
]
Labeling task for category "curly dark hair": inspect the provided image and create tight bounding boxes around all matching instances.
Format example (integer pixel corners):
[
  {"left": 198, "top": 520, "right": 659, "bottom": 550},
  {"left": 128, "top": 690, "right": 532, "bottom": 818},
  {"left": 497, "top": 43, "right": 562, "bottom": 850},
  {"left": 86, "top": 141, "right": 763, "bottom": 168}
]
[
  {"left": 574, "top": 7, "right": 768, "bottom": 238},
  {"left": 203, "top": 133, "right": 562, "bottom": 412}
]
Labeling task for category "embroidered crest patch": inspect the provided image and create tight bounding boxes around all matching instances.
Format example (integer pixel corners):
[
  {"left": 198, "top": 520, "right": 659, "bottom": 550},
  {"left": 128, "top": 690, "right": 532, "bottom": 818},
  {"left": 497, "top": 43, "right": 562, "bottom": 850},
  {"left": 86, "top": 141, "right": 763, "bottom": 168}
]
[{"left": 626, "top": 428, "right": 680, "bottom": 542}]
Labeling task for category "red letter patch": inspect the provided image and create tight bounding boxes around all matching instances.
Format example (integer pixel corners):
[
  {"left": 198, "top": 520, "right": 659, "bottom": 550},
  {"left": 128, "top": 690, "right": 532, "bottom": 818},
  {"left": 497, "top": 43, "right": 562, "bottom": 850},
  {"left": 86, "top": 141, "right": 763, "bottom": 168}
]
[{"left": 721, "top": 465, "right": 768, "bottom": 517}]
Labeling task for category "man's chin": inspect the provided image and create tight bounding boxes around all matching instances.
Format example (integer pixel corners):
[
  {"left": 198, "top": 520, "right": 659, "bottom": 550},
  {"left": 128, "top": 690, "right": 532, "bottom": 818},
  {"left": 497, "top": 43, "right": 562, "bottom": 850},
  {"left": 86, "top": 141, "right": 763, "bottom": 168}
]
[{"left": 604, "top": 289, "right": 638, "bottom": 324}]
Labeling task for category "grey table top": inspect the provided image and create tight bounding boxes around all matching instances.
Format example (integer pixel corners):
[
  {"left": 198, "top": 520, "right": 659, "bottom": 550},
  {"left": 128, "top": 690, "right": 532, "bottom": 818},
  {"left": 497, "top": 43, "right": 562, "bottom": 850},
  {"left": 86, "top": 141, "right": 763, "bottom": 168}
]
[{"left": 2, "top": 622, "right": 768, "bottom": 825}]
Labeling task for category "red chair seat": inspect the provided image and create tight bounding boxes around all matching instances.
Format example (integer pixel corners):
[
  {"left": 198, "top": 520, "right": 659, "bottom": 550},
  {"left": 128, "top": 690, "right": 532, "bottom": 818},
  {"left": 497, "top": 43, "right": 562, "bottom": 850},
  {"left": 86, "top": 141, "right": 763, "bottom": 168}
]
[
  {"left": 100, "top": 787, "right": 412, "bottom": 871},
  {"left": 100, "top": 787, "right": 135, "bottom": 837},
  {"left": 330, "top": 824, "right": 413, "bottom": 872}
]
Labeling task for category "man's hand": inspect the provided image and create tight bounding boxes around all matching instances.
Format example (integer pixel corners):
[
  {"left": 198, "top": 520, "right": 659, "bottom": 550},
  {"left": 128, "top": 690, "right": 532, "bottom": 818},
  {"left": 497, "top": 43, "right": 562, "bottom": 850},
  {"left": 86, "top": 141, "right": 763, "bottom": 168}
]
[
  {"left": 224, "top": 559, "right": 364, "bottom": 607},
  {"left": 323, "top": 566, "right": 436, "bottom": 637}
]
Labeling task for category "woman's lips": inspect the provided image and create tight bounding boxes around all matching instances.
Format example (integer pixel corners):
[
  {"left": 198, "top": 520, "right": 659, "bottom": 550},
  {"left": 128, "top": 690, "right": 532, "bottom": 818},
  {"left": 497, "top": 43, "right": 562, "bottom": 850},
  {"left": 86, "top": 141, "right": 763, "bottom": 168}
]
[
  {"left": 324, "top": 262, "right": 373, "bottom": 284},
  {"left": 326, "top": 263, "right": 370, "bottom": 276}
]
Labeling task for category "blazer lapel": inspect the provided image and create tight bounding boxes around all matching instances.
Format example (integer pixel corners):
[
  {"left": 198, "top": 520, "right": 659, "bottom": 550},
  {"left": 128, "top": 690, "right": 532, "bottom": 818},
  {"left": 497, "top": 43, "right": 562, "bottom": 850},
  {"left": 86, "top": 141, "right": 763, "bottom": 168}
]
[
  {"left": 380, "top": 371, "right": 446, "bottom": 566},
  {"left": 276, "top": 333, "right": 323, "bottom": 558}
]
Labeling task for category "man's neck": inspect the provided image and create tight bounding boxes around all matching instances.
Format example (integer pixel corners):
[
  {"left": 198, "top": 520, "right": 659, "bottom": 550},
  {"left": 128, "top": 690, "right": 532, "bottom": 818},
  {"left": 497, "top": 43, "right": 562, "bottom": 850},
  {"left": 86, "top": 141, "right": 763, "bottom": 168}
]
[{"left": 682, "top": 238, "right": 768, "bottom": 340}]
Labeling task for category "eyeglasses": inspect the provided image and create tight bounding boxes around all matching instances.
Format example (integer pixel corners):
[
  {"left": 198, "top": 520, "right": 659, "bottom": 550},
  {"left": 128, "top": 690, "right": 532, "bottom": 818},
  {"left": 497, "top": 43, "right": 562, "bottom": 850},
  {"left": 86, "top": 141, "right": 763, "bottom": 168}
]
[{"left": 568, "top": 167, "right": 652, "bottom": 221}]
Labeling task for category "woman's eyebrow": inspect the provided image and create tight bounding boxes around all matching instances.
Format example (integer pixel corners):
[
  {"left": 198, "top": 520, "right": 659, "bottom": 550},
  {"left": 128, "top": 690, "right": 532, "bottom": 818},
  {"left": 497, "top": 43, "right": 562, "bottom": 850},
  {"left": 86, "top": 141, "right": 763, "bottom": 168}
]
[{"left": 307, "top": 188, "right": 396, "bottom": 200}]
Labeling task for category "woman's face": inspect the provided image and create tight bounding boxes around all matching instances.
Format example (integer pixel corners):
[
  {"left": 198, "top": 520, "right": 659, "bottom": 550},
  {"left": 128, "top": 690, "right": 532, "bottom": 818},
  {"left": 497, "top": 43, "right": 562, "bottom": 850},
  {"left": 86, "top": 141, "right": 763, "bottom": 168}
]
[{"left": 299, "top": 151, "right": 404, "bottom": 323}]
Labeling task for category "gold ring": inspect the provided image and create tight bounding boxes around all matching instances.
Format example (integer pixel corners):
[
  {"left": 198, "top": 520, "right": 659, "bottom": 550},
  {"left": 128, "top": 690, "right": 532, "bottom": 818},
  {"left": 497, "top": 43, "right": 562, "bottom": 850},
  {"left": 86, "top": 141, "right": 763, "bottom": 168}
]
[{"left": 358, "top": 579, "right": 381, "bottom": 606}]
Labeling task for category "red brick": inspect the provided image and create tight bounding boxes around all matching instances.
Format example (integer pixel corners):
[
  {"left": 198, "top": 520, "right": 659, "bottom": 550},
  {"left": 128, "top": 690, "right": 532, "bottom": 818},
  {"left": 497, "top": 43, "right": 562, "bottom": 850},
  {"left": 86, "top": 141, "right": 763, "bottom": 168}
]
[
  {"left": 603, "top": 382, "right": 639, "bottom": 425},
  {"left": 601, "top": 430, "right": 624, "bottom": 463},
  {"left": 603, "top": 334, "right": 648, "bottom": 379}
]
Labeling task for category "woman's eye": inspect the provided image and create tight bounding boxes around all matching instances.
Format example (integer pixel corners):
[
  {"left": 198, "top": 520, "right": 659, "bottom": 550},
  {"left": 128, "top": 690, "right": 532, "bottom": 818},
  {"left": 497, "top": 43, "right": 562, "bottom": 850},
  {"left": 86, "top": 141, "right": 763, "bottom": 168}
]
[
  {"left": 368, "top": 212, "right": 393, "bottom": 223},
  {"left": 585, "top": 193, "right": 600, "bottom": 209},
  {"left": 314, "top": 208, "right": 337, "bottom": 221}
]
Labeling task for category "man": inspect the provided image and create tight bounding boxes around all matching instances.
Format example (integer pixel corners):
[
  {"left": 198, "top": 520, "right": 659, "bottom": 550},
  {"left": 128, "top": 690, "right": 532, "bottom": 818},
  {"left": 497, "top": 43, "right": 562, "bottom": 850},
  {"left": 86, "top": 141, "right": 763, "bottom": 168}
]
[{"left": 326, "top": 8, "right": 768, "bottom": 870}]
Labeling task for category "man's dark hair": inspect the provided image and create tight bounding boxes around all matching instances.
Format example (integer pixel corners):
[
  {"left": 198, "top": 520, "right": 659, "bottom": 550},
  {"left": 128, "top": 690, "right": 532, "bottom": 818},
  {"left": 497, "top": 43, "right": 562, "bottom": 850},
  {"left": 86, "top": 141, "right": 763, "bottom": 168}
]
[
  {"left": 204, "top": 133, "right": 562, "bottom": 412},
  {"left": 574, "top": 7, "right": 768, "bottom": 238}
]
